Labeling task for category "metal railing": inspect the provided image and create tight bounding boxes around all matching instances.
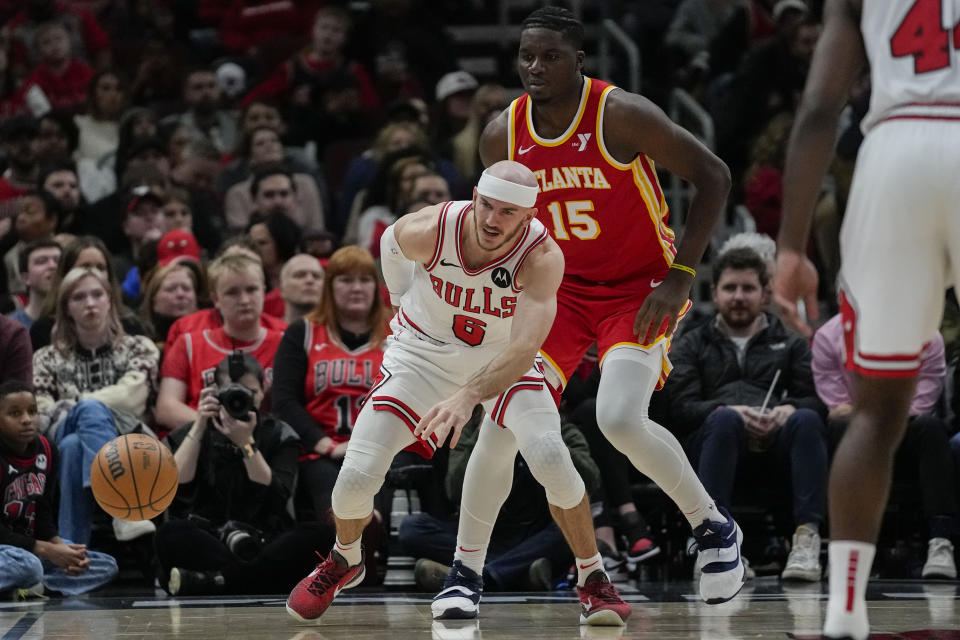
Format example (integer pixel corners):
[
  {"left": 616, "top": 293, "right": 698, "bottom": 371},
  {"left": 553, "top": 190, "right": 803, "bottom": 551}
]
[
  {"left": 666, "top": 88, "right": 715, "bottom": 225},
  {"left": 597, "top": 19, "right": 641, "bottom": 94}
]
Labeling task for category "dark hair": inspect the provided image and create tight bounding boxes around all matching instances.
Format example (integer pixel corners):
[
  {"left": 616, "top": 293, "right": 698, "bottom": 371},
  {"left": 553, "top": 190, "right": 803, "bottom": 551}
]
[
  {"left": 711, "top": 248, "right": 770, "bottom": 288},
  {"left": 86, "top": 69, "right": 127, "bottom": 118},
  {"left": 21, "top": 189, "right": 62, "bottom": 222},
  {"left": 214, "top": 352, "right": 264, "bottom": 388},
  {"left": 521, "top": 6, "right": 585, "bottom": 48},
  {"left": 0, "top": 115, "right": 38, "bottom": 143},
  {"left": 19, "top": 238, "right": 62, "bottom": 274},
  {"left": 250, "top": 163, "right": 296, "bottom": 198},
  {"left": 363, "top": 147, "right": 436, "bottom": 211},
  {"left": 57, "top": 236, "right": 116, "bottom": 284},
  {"left": 237, "top": 126, "right": 283, "bottom": 160},
  {"left": 38, "top": 160, "right": 78, "bottom": 190},
  {"left": 0, "top": 380, "right": 34, "bottom": 404},
  {"left": 38, "top": 110, "right": 79, "bottom": 153},
  {"left": 182, "top": 65, "right": 217, "bottom": 89},
  {"left": 41, "top": 235, "right": 119, "bottom": 318},
  {"left": 115, "top": 107, "right": 159, "bottom": 181},
  {"left": 33, "top": 19, "right": 69, "bottom": 47},
  {"left": 313, "top": 4, "right": 351, "bottom": 28},
  {"left": 247, "top": 212, "right": 301, "bottom": 264}
]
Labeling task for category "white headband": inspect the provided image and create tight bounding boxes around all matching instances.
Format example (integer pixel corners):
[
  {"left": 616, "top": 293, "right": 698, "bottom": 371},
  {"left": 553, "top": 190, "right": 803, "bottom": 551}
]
[{"left": 476, "top": 170, "right": 539, "bottom": 208}]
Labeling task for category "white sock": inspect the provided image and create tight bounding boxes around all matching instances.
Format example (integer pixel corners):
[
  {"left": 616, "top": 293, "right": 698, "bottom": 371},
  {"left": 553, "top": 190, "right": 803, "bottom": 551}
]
[
  {"left": 824, "top": 540, "right": 874, "bottom": 640},
  {"left": 453, "top": 540, "right": 488, "bottom": 575},
  {"left": 684, "top": 498, "right": 727, "bottom": 529},
  {"left": 334, "top": 535, "right": 362, "bottom": 567},
  {"left": 575, "top": 553, "right": 605, "bottom": 586}
]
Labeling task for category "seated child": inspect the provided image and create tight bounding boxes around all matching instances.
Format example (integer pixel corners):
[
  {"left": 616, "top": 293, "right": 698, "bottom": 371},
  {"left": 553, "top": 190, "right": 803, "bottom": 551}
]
[{"left": 0, "top": 381, "right": 117, "bottom": 597}]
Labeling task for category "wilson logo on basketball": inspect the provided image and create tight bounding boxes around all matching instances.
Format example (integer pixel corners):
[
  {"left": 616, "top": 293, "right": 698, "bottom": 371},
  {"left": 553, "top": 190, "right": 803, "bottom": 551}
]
[{"left": 105, "top": 441, "right": 125, "bottom": 481}]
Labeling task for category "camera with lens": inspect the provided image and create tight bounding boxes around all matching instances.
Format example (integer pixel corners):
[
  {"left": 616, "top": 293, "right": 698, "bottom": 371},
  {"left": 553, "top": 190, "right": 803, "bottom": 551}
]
[
  {"left": 216, "top": 351, "right": 254, "bottom": 420},
  {"left": 216, "top": 520, "right": 263, "bottom": 561},
  {"left": 217, "top": 384, "right": 254, "bottom": 420}
]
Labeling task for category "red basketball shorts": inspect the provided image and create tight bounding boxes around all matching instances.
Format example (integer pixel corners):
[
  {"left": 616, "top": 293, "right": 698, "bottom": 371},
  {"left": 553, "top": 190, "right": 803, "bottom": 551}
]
[{"left": 539, "top": 272, "right": 691, "bottom": 391}]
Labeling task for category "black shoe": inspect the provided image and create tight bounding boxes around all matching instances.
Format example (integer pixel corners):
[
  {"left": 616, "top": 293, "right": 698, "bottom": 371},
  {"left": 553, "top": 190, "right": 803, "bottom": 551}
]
[
  {"left": 524, "top": 557, "right": 553, "bottom": 591},
  {"left": 168, "top": 567, "right": 226, "bottom": 596}
]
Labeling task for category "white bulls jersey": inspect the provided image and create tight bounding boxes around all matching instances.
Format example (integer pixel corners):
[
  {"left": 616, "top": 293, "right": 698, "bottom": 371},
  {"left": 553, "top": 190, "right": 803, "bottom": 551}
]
[
  {"left": 861, "top": 0, "right": 960, "bottom": 132},
  {"left": 393, "top": 200, "right": 549, "bottom": 354}
]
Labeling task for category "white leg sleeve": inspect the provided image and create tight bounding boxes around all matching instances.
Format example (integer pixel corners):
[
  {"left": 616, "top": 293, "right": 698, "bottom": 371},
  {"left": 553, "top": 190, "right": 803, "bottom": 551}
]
[
  {"left": 503, "top": 385, "right": 586, "bottom": 510},
  {"left": 596, "top": 349, "right": 712, "bottom": 515},
  {"left": 331, "top": 405, "right": 417, "bottom": 520},
  {"left": 457, "top": 416, "right": 518, "bottom": 548}
]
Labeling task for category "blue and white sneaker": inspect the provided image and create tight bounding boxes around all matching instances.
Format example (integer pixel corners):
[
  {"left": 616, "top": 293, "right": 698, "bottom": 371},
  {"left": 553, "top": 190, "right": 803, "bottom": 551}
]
[
  {"left": 431, "top": 560, "right": 483, "bottom": 620},
  {"left": 691, "top": 507, "right": 746, "bottom": 604}
]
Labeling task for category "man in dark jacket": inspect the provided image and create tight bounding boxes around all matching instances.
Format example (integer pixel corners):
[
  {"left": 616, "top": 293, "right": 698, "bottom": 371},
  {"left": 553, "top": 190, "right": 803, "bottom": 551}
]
[{"left": 665, "top": 247, "right": 828, "bottom": 583}]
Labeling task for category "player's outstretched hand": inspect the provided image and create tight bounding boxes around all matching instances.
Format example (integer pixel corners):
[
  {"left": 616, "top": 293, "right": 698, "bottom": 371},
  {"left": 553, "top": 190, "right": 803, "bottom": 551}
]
[
  {"left": 633, "top": 270, "right": 691, "bottom": 343},
  {"left": 773, "top": 249, "right": 819, "bottom": 337},
  {"left": 414, "top": 390, "right": 477, "bottom": 449}
]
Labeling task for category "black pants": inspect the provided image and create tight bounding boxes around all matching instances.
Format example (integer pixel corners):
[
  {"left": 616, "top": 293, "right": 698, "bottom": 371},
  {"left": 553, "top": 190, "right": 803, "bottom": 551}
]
[
  {"left": 829, "top": 414, "right": 958, "bottom": 538},
  {"left": 689, "top": 406, "right": 829, "bottom": 527},
  {"left": 398, "top": 514, "right": 570, "bottom": 590},
  {"left": 296, "top": 456, "right": 342, "bottom": 520},
  {"left": 155, "top": 519, "right": 335, "bottom": 594}
]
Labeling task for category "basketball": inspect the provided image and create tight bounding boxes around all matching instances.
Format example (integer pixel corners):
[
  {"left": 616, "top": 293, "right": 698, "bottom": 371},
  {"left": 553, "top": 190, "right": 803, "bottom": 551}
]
[{"left": 90, "top": 433, "right": 179, "bottom": 521}]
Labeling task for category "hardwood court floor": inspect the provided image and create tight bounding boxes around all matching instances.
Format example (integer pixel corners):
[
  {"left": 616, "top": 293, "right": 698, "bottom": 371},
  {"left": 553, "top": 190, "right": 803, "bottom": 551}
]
[{"left": 1, "top": 579, "right": 958, "bottom": 639}]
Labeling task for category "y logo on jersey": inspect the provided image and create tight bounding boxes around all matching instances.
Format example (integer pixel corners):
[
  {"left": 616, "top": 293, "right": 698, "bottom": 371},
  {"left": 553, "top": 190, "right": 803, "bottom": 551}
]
[
  {"left": 574, "top": 133, "right": 592, "bottom": 152},
  {"left": 491, "top": 267, "right": 511, "bottom": 289}
]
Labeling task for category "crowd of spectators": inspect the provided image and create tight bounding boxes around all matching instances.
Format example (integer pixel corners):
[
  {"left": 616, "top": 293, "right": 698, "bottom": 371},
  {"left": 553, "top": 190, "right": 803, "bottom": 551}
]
[{"left": 0, "top": 0, "right": 957, "bottom": 600}]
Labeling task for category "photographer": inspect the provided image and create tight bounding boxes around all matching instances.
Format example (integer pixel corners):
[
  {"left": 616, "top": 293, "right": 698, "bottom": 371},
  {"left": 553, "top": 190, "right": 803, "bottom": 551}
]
[{"left": 155, "top": 353, "right": 332, "bottom": 596}]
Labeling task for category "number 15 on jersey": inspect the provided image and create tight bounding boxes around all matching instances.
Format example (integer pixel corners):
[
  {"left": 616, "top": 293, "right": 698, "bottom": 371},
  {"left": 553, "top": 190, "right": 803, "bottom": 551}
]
[{"left": 547, "top": 200, "right": 600, "bottom": 240}]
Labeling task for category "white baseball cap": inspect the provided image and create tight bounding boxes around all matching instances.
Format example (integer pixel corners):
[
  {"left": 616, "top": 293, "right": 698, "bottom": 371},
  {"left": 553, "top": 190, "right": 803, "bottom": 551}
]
[
  {"left": 773, "top": 0, "right": 809, "bottom": 21},
  {"left": 435, "top": 71, "right": 478, "bottom": 102}
]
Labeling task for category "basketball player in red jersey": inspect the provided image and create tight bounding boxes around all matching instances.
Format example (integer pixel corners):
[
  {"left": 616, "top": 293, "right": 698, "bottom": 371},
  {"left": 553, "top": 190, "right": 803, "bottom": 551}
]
[
  {"left": 776, "top": 1, "right": 960, "bottom": 637},
  {"left": 480, "top": 6, "right": 745, "bottom": 603}
]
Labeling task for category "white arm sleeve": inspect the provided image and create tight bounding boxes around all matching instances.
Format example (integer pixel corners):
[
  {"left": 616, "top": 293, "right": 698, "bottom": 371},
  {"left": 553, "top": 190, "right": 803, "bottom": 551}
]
[{"left": 380, "top": 223, "right": 416, "bottom": 306}]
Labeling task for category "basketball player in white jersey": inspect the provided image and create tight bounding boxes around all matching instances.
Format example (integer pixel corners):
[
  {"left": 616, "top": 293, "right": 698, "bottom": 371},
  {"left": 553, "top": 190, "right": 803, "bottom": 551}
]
[
  {"left": 286, "top": 160, "right": 631, "bottom": 626},
  {"left": 775, "top": 1, "right": 960, "bottom": 638}
]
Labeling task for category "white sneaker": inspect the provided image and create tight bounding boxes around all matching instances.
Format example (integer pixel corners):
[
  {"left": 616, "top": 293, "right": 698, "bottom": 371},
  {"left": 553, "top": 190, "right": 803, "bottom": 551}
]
[
  {"left": 921, "top": 537, "right": 957, "bottom": 579},
  {"left": 781, "top": 526, "right": 822, "bottom": 582},
  {"left": 692, "top": 508, "right": 746, "bottom": 604},
  {"left": 113, "top": 517, "right": 156, "bottom": 541}
]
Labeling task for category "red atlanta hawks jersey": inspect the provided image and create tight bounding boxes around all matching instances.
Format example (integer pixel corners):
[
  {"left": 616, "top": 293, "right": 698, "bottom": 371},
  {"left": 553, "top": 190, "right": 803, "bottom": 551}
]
[
  {"left": 509, "top": 76, "right": 675, "bottom": 282},
  {"left": 393, "top": 200, "right": 549, "bottom": 351},
  {"left": 301, "top": 322, "right": 384, "bottom": 444},
  {"left": 161, "top": 326, "right": 283, "bottom": 407}
]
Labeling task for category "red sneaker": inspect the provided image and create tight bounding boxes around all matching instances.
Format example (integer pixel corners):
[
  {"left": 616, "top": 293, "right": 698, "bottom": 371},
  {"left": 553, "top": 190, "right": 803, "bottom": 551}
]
[
  {"left": 577, "top": 570, "right": 631, "bottom": 626},
  {"left": 286, "top": 550, "right": 365, "bottom": 622}
]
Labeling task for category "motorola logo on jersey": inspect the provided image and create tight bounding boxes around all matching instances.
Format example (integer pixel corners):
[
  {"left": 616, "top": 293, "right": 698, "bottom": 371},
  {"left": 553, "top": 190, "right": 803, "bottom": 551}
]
[
  {"left": 491, "top": 267, "right": 511, "bottom": 289},
  {"left": 428, "top": 274, "right": 517, "bottom": 318}
]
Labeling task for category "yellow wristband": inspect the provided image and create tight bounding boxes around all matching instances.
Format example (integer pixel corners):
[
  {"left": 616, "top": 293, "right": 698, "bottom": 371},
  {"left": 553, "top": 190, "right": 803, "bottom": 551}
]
[{"left": 669, "top": 262, "right": 697, "bottom": 278}]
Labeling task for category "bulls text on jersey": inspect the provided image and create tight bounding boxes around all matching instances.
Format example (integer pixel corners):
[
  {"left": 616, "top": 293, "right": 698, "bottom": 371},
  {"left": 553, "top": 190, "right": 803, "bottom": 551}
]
[
  {"left": 313, "top": 358, "right": 378, "bottom": 396},
  {"left": 427, "top": 274, "right": 517, "bottom": 319}
]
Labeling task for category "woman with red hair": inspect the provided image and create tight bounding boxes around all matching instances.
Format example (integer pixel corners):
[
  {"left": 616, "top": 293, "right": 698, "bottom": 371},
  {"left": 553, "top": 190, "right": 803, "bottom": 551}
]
[{"left": 272, "top": 246, "right": 391, "bottom": 519}]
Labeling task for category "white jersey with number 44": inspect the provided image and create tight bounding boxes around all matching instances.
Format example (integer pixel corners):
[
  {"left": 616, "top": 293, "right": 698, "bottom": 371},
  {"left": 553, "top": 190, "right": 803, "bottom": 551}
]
[{"left": 862, "top": 0, "right": 960, "bottom": 132}]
